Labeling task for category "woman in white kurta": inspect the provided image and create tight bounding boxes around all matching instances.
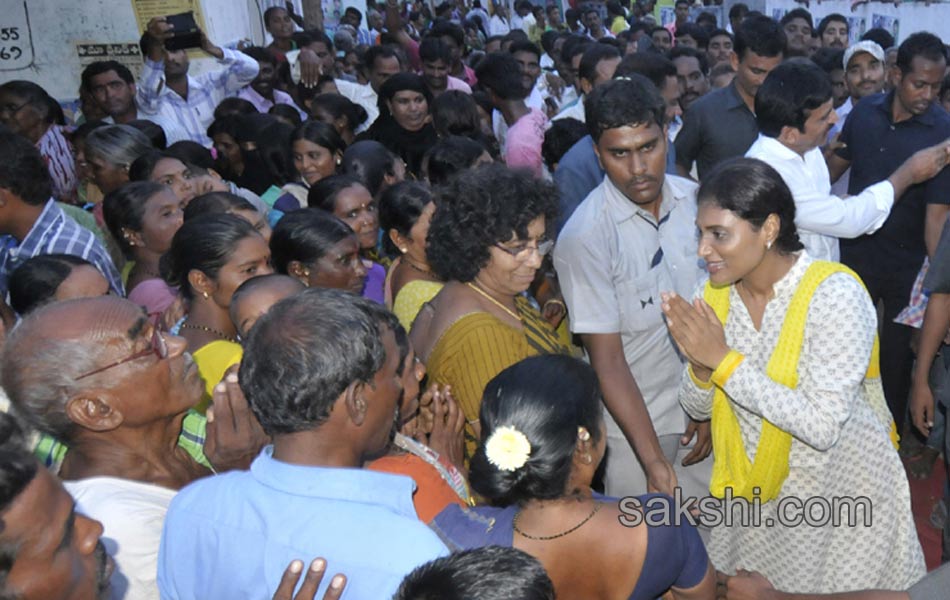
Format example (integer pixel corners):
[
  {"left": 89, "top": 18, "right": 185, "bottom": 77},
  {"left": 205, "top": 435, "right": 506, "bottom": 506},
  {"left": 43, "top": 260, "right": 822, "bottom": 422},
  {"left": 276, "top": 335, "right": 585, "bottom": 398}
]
[{"left": 661, "top": 158, "right": 924, "bottom": 594}]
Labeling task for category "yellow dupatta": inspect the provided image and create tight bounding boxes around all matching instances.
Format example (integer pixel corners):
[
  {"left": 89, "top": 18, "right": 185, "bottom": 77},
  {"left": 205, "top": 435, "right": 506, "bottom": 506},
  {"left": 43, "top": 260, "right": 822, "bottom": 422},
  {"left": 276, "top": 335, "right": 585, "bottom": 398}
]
[{"left": 703, "top": 260, "right": 898, "bottom": 502}]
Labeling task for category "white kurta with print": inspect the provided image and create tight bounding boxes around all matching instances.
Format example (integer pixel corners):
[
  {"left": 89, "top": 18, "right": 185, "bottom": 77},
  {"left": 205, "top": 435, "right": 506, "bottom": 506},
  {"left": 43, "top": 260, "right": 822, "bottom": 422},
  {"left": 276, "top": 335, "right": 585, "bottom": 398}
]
[{"left": 679, "top": 253, "right": 925, "bottom": 593}]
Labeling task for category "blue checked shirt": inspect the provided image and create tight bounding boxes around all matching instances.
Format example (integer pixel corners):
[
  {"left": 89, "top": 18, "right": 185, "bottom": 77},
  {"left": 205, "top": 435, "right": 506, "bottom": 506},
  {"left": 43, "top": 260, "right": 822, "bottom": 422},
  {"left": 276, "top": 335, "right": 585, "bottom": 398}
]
[
  {"left": 0, "top": 199, "right": 123, "bottom": 297},
  {"left": 136, "top": 49, "right": 259, "bottom": 145}
]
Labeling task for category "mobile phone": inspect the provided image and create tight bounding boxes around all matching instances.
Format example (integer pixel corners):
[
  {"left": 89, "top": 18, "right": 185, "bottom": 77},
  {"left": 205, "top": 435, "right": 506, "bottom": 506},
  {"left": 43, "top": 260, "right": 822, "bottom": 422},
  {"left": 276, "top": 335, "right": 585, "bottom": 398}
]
[{"left": 164, "top": 12, "right": 202, "bottom": 51}]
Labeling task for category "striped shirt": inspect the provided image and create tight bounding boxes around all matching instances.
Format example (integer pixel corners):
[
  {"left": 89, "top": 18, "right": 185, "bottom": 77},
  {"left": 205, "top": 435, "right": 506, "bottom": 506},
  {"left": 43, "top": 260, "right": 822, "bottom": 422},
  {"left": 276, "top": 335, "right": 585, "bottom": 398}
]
[
  {"left": 0, "top": 199, "right": 123, "bottom": 296},
  {"left": 37, "top": 125, "right": 77, "bottom": 205},
  {"left": 136, "top": 49, "right": 259, "bottom": 145}
]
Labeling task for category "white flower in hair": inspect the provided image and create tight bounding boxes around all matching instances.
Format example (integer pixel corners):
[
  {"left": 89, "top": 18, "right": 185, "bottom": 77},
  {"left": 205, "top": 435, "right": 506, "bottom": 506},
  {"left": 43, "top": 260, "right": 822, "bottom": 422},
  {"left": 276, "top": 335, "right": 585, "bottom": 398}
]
[{"left": 485, "top": 425, "right": 531, "bottom": 472}]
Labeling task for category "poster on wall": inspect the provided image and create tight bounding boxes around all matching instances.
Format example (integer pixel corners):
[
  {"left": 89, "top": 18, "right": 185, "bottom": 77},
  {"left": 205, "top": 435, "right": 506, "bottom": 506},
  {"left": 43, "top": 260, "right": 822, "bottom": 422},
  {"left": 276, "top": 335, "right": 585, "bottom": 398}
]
[
  {"left": 847, "top": 16, "right": 867, "bottom": 44},
  {"left": 75, "top": 42, "right": 143, "bottom": 73},
  {"left": 0, "top": 1, "right": 34, "bottom": 72},
  {"left": 871, "top": 13, "right": 899, "bottom": 41},
  {"left": 130, "top": 0, "right": 209, "bottom": 58}
]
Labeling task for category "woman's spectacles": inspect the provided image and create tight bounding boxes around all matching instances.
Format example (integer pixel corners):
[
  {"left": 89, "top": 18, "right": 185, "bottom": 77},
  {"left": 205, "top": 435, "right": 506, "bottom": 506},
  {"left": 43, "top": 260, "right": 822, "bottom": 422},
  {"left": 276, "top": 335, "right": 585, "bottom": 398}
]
[
  {"left": 0, "top": 100, "right": 29, "bottom": 117},
  {"left": 494, "top": 239, "right": 554, "bottom": 261},
  {"left": 75, "top": 329, "right": 169, "bottom": 380}
]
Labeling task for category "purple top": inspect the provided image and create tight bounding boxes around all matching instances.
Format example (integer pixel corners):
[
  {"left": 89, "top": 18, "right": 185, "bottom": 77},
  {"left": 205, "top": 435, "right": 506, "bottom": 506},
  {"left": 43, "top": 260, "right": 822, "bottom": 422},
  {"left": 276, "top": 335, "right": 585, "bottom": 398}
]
[{"left": 362, "top": 261, "right": 386, "bottom": 304}]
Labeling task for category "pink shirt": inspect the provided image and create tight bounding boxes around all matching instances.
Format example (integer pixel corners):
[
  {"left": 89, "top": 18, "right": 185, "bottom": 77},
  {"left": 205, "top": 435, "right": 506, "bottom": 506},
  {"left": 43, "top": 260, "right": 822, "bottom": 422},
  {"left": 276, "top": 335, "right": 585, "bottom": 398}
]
[
  {"left": 505, "top": 108, "right": 547, "bottom": 179},
  {"left": 445, "top": 76, "right": 472, "bottom": 93}
]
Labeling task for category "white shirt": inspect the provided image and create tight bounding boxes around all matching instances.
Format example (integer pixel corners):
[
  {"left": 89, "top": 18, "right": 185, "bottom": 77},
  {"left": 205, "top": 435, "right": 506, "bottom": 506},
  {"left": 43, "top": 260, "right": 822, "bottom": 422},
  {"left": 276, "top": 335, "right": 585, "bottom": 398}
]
[
  {"left": 554, "top": 175, "right": 705, "bottom": 437},
  {"left": 552, "top": 95, "right": 585, "bottom": 122},
  {"left": 489, "top": 14, "right": 510, "bottom": 35},
  {"left": 745, "top": 135, "right": 894, "bottom": 262},
  {"left": 830, "top": 97, "right": 854, "bottom": 198},
  {"left": 65, "top": 477, "right": 176, "bottom": 600},
  {"left": 334, "top": 79, "right": 379, "bottom": 133}
]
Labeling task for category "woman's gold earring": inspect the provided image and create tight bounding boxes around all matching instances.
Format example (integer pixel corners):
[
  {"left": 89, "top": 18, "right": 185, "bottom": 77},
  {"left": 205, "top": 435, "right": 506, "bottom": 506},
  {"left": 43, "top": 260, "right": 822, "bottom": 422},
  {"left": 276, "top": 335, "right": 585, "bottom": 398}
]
[
  {"left": 578, "top": 427, "right": 590, "bottom": 441},
  {"left": 581, "top": 453, "right": 593, "bottom": 464}
]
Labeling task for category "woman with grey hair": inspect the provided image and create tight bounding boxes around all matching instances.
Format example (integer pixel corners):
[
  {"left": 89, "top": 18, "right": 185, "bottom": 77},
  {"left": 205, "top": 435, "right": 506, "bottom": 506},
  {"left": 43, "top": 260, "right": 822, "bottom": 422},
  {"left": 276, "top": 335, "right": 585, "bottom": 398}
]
[{"left": 84, "top": 123, "right": 154, "bottom": 195}]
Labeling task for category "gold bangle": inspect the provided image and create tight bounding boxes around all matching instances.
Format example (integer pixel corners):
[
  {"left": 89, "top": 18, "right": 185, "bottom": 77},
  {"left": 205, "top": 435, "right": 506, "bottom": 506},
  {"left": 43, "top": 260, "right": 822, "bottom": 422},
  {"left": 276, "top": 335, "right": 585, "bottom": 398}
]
[{"left": 710, "top": 350, "right": 744, "bottom": 388}]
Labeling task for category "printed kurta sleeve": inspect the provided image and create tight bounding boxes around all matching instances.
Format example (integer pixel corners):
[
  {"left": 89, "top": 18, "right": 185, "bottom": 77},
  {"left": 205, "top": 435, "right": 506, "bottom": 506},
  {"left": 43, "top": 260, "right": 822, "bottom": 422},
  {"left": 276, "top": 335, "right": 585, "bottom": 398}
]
[{"left": 720, "top": 274, "right": 875, "bottom": 450}]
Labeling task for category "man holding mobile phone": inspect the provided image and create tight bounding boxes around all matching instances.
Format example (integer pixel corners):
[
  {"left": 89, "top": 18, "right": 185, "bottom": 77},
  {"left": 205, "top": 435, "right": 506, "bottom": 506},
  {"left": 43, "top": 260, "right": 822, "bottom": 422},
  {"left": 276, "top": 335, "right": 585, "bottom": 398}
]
[{"left": 137, "top": 16, "right": 259, "bottom": 145}]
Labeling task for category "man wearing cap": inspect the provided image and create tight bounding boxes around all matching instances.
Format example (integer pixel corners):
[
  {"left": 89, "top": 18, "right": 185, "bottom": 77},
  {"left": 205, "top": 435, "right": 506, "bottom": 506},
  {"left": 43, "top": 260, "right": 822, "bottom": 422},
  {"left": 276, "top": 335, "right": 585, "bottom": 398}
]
[
  {"left": 830, "top": 41, "right": 887, "bottom": 141},
  {"left": 829, "top": 41, "right": 887, "bottom": 196}
]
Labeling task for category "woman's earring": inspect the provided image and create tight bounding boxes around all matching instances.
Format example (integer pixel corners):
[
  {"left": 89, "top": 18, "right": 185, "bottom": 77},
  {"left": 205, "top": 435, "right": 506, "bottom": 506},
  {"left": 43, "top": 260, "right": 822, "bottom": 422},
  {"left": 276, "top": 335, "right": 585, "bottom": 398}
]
[
  {"left": 578, "top": 427, "right": 590, "bottom": 442},
  {"left": 581, "top": 453, "right": 593, "bottom": 464},
  {"left": 202, "top": 291, "right": 209, "bottom": 299},
  {"left": 766, "top": 240, "right": 773, "bottom": 251}
]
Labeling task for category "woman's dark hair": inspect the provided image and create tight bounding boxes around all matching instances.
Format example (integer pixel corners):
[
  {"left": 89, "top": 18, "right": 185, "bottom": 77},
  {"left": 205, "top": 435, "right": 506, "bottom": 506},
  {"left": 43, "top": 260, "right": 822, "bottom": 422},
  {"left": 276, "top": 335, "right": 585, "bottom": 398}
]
[
  {"left": 207, "top": 115, "right": 242, "bottom": 141},
  {"left": 269, "top": 103, "right": 304, "bottom": 127},
  {"left": 340, "top": 141, "right": 398, "bottom": 197},
  {"left": 160, "top": 213, "right": 261, "bottom": 299},
  {"left": 126, "top": 119, "right": 167, "bottom": 150},
  {"left": 427, "top": 163, "right": 558, "bottom": 282},
  {"left": 424, "top": 136, "right": 487, "bottom": 185},
  {"left": 0, "top": 81, "right": 52, "bottom": 123},
  {"left": 307, "top": 174, "right": 368, "bottom": 212},
  {"left": 432, "top": 90, "right": 482, "bottom": 139},
  {"left": 379, "top": 181, "right": 433, "bottom": 255},
  {"left": 309, "top": 93, "right": 369, "bottom": 131},
  {"left": 8, "top": 254, "right": 94, "bottom": 315},
  {"left": 291, "top": 121, "right": 347, "bottom": 163},
  {"left": 235, "top": 114, "right": 295, "bottom": 187},
  {"left": 184, "top": 192, "right": 258, "bottom": 222},
  {"left": 166, "top": 140, "right": 215, "bottom": 171},
  {"left": 69, "top": 120, "right": 108, "bottom": 147},
  {"left": 128, "top": 150, "right": 179, "bottom": 182},
  {"left": 214, "top": 97, "right": 259, "bottom": 120},
  {"left": 697, "top": 157, "right": 803, "bottom": 254},
  {"left": 270, "top": 208, "right": 356, "bottom": 273},
  {"left": 469, "top": 355, "right": 604, "bottom": 506},
  {"left": 103, "top": 180, "right": 169, "bottom": 259}
]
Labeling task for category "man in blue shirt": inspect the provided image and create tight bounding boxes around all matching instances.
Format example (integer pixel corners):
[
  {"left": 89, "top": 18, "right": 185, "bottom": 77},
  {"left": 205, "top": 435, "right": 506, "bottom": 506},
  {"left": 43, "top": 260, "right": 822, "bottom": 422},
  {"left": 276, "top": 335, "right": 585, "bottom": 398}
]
[
  {"left": 158, "top": 289, "right": 447, "bottom": 599},
  {"left": 0, "top": 133, "right": 122, "bottom": 297},
  {"left": 829, "top": 32, "right": 950, "bottom": 433}
]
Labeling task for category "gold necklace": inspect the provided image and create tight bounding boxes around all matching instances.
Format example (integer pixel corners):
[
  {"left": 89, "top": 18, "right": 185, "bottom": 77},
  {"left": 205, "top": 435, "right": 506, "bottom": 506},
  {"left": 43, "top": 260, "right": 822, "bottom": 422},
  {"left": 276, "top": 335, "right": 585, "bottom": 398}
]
[
  {"left": 465, "top": 282, "right": 520, "bottom": 322},
  {"left": 403, "top": 256, "right": 432, "bottom": 275},
  {"left": 181, "top": 322, "right": 238, "bottom": 344},
  {"left": 513, "top": 502, "right": 602, "bottom": 541}
]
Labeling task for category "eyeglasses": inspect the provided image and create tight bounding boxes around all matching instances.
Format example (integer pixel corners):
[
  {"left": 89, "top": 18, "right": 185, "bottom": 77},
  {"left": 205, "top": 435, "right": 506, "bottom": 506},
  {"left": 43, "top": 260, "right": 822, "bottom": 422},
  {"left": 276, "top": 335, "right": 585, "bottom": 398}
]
[
  {"left": 75, "top": 329, "right": 168, "bottom": 380},
  {"left": 494, "top": 239, "right": 554, "bottom": 260},
  {"left": 0, "top": 100, "right": 29, "bottom": 116}
]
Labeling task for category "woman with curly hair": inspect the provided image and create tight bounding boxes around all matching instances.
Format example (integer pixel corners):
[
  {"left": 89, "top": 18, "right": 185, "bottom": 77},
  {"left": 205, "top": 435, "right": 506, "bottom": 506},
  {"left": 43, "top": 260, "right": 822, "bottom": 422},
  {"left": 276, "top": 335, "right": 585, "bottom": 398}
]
[{"left": 411, "top": 164, "right": 569, "bottom": 460}]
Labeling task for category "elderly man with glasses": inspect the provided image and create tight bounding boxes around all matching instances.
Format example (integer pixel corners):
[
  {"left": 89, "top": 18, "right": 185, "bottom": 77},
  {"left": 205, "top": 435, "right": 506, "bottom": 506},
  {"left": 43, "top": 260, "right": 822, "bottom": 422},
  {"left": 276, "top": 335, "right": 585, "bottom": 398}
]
[{"left": 3, "top": 296, "right": 267, "bottom": 600}]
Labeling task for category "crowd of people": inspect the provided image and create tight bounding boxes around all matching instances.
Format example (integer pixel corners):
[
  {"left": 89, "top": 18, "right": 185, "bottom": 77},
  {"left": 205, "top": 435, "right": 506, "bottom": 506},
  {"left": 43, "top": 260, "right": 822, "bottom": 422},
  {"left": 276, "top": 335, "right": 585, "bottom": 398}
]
[{"left": 2, "top": 0, "right": 950, "bottom": 598}]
